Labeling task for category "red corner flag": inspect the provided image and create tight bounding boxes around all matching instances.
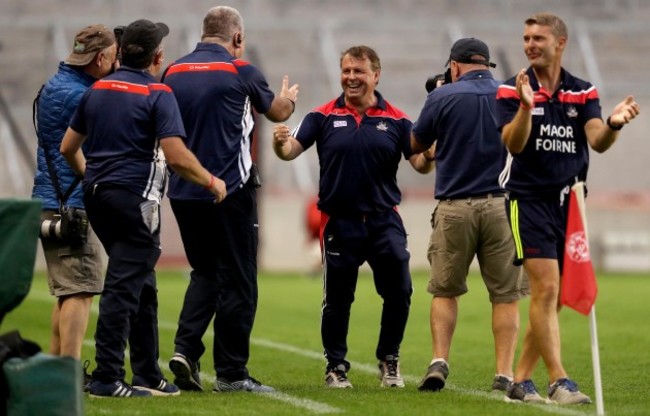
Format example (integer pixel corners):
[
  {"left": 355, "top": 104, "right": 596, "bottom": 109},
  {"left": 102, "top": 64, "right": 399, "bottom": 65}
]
[{"left": 561, "top": 183, "right": 598, "bottom": 315}]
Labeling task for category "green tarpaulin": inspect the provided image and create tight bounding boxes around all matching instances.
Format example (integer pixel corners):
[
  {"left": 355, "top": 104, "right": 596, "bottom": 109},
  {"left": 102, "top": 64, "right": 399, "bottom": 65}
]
[{"left": 0, "top": 199, "right": 40, "bottom": 322}]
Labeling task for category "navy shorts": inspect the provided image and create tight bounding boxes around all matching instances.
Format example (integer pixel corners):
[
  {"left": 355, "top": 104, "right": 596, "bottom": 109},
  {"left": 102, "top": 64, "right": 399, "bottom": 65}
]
[{"left": 506, "top": 196, "right": 570, "bottom": 265}]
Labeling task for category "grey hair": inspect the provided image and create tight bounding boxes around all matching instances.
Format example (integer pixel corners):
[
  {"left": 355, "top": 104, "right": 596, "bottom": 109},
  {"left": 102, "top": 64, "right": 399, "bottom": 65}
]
[{"left": 202, "top": 6, "right": 244, "bottom": 41}]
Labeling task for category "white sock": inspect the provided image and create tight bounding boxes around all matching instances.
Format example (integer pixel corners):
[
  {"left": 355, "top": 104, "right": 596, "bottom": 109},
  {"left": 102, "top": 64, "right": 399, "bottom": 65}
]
[{"left": 430, "top": 358, "right": 448, "bottom": 368}]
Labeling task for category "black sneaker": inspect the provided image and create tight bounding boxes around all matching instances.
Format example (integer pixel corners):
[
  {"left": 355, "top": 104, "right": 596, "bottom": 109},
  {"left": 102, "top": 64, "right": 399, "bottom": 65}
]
[
  {"left": 378, "top": 355, "right": 404, "bottom": 388},
  {"left": 214, "top": 376, "right": 275, "bottom": 393},
  {"left": 325, "top": 364, "right": 353, "bottom": 388},
  {"left": 491, "top": 374, "right": 513, "bottom": 393},
  {"left": 169, "top": 352, "right": 203, "bottom": 391},
  {"left": 88, "top": 380, "right": 152, "bottom": 398},
  {"left": 132, "top": 376, "right": 181, "bottom": 396},
  {"left": 418, "top": 360, "right": 449, "bottom": 392},
  {"left": 82, "top": 360, "right": 92, "bottom": 393}
]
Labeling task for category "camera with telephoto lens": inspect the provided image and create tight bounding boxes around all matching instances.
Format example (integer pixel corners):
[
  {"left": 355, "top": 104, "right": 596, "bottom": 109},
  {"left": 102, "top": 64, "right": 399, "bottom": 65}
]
[
  {"left": 40, "top": 207, "right": 89, "bottom": 246},
  {"left": 113, "top": 25, "right": 126, "bottom": 64},
  {"left": 425, "top": 68, "right": 452, "bottom": 93}
]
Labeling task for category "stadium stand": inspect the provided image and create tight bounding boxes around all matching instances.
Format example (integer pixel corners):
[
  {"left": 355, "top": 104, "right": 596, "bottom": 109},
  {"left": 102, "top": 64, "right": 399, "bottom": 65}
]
[{"left": 0, "top": 0, "right": 648, "bottom": 271}]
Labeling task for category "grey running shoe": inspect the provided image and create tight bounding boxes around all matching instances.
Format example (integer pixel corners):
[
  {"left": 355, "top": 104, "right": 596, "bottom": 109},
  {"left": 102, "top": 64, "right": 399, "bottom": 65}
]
[
  {"left": 214, "top": 377, "right": 275, "bottom": 393},
  {"left": 169, "top": 353, "right": 203, "bottom": 391},
  {"left": 548, "top": 378, "right": 592, "bottom": 404},
  {"left": 378, "top": 355, "right": 405, "bottom": 388},
  {"left": 417, "top": 360, "right": 449, "bottom": 392},
  {"left": 491, "top": 375, "right": 513, "bottom": 393},
  {"left": 132, "top": 377, "right": 181, "bottom": 396},
  {"left": 325, "top": 364, "right": 353, "bottom": 388},
  {"left": 505, "top": 379, "right": 546, "bottom": 403}
]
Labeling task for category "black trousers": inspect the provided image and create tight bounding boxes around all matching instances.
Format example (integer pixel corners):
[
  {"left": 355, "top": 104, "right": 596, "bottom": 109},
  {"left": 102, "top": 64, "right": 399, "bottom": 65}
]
[
  {"left": 170, "top": 184, "right": 258, "bottom": 381},
  {"left": 321, "top": 209, "right": 412, "bottom": 371},
  {"left": 84, "top": 185, "right": 163, "bottom": 384}
]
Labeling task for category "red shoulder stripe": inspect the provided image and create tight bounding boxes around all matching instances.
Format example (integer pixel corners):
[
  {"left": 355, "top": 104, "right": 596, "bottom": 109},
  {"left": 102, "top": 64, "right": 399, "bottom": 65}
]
[
  {"left": 149, "top": 83, "right": 172, "bottom": 93},
  {"left": 557, "top": 87, "right": 599, "bottom": 104},
  {"left": 92, "top": 80, "right": 150, "bottom": 95},
  {"left": 496, "top": 85, "right": 519, "bottom": 100},
  {"left": 165, "top": 62, "right": 238, "bottom": 77},
  {"left": 369, "top": 100, "right": 409, "bottom": 120},
  {"left": 233, "top": 59, "right": 250, "bottom": 67}
]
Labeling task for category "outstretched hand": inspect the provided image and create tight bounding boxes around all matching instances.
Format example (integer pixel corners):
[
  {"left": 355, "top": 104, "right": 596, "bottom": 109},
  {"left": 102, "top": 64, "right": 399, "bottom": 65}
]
[
  {"left": 515, "top": 68, "right": 534, "bottom": 108},
  {"left": 609, "top": 95, "right": 640, "bottom": 127},
  {"left": 279, "top": 75, "right": 299, "bottom": 103}
]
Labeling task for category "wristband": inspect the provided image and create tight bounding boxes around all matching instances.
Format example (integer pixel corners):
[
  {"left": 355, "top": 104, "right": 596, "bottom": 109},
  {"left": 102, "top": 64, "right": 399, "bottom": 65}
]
[
  {"left": 285, "top": 97, "right": 295, "bottom": 114},
  {"left": 606, "top": 116, "right": 623, "bottom": 131},
  {"left": 520, "top": 102, "right": 533, "bottom": 111},
  {"left": 205, "top": 175, "right": 215, "bottom": 190}
]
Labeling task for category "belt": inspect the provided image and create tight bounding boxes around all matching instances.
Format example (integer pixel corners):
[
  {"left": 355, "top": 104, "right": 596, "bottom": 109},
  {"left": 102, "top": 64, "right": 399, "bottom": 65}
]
[{"left": 445, "top": 192, "right": 507, "bottom": 201}]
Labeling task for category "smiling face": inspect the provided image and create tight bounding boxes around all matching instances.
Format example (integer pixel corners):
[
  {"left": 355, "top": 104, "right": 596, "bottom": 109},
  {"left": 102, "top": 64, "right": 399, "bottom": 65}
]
[
  {"left": 523, "top": 23, "right": 566, "bottom": 70},
  {"left": 340, "top": 53, "right": 380, "bottom": 106}
]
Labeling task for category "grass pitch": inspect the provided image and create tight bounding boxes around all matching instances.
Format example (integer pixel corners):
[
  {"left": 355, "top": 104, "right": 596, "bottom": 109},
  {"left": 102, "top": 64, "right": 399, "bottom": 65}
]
[{"left": 3, "top": 270, "right": 649, "bottom": 415}]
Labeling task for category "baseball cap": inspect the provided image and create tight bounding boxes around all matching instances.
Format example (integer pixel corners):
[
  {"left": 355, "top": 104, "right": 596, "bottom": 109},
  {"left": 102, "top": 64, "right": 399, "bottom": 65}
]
[
  {"left": 65, "top": 24, "right": 116, "bottom": 66},
  {"left": 447, "top": 37, "right": 496, "bottom": 68},
  {"left": 121, "top": 19, "right": 170, "bottom": 59}
]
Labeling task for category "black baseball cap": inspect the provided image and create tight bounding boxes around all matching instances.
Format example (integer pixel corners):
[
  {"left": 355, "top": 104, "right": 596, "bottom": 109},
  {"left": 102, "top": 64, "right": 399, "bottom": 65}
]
[
  {"left": 447, "top": 37, "right": 496, "bottom": 68},
  {"left": 121, "top": 19, "right": 169, "bottom": 58}
]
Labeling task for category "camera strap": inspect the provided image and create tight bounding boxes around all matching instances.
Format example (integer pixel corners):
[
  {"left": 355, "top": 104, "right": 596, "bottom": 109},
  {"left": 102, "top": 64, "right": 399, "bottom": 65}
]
[{"left": 33, "top": 84, "right": 81, "bottom": 211}]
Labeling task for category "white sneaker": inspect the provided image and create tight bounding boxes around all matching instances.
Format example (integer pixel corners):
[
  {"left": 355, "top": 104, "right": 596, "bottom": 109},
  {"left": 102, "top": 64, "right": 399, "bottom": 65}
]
[
  {"left": 548, "top": 378, "right": 592, "bottom": 404},
  {"left": 325, "top": 364, "right": 352, "bottom": 388}
]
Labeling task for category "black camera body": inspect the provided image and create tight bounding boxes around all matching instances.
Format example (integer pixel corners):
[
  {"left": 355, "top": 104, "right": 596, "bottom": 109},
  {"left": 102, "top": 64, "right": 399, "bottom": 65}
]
[
  {"left": 250, "top": 163, "right": 262, "bottom": 188},
  {"left": 425, "top": 68, "right": 452, "bottom": 93},
  {"left": 40, "top": 208, "right": 89, "bottom": 247},
  {"left": 113, "top": 25, "right": 126, "bottom": 63}
]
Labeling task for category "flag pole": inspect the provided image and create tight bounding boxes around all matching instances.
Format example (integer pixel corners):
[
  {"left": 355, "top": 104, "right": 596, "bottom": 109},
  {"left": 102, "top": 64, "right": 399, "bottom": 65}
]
[
  {"left": 574, "top": 183, "right": 605, "bottom": 415},
  {"left": 589, "top": 306, "right": 605, "bottom": 415}
]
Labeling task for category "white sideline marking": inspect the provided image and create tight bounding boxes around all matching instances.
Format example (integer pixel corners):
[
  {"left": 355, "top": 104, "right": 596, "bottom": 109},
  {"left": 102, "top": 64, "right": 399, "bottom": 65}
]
[
  {"left": 250, "top": 339, "right": 590, "bottom": 416},
  {"left": 35, "top": 293, "right": 340, "bottom": 414},
  {"left": 81, "top": 338, "right": 340, "bottom": 415},
  {"left": 39, "top": 292, "right": 588, "bottom": 415},
  {"left": 257, "top": 392, "right": 341, "bottom": 414}
]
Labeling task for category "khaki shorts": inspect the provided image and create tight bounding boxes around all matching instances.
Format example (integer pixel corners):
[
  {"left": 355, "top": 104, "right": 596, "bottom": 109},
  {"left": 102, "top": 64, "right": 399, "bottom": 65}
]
[
  {"left": 426, "top": 195, "right": 529, "bottom": 303},
  {"left": 41, "top": 211, "right": 104, "bottom": 297}
]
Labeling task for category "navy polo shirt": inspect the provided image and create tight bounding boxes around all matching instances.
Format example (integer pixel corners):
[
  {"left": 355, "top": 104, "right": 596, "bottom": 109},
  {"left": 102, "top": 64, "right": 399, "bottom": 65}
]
[
  {"left": 412, "top": 70, "right": 505, "bottom": 199},
  {"left": 162, "top": 43, "right": 275, "bottom": 199},
  {"left": 496, "top": 67, "right": 602, "bottom": 198},
  {"left": 294, "top": 91, "right": 413, "bottom": 216},
  {"left": 70, "top": 66, "right": 185, "bottom": 202}
]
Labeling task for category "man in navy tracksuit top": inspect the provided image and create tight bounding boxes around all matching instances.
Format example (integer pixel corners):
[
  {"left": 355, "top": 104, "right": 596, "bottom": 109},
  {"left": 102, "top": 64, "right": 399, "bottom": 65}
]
[
  {"left": 496, "top": 13, "right": 640, "bottom": 404},
  {"left": 162, "top": 6, "right": 298, "bottom": 393},
  {"left": 272, "top": 45, "right": 435, "bottom": 388},
  {"left": 61, "top": 19, "right": 225, "bottom": 398}
]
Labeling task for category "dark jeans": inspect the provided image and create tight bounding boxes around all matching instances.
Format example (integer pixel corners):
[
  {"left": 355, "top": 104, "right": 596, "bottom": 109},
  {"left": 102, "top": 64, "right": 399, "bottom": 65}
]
[
  {"left": 170, "top": 184, "right": 258, "bottom": 381},
  {"left": 84, "top": 184, "right": 163, "bottom": 384},
  {"left": 321, "top": 209, "right": 412, "bottom": 370}
]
